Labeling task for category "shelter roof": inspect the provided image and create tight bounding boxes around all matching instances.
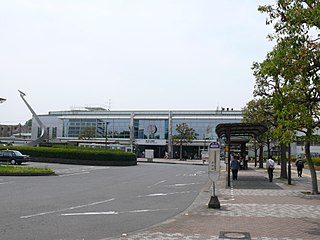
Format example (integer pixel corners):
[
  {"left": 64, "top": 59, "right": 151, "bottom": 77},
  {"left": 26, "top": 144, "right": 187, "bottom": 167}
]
[{"left": 216, "top": 123, "right": 268, "bottom": 142}]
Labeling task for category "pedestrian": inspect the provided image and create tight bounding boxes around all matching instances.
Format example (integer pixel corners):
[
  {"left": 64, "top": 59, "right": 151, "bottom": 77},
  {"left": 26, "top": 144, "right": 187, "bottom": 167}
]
[
  {"left": 295, "top": 156, "right": 304, "bottom": 177},
  {"left": 230, "top": 156, "right": 240, "bottom": 180},
  {"left": 266, "top": 157, "right": 275, "bottom": 182}
]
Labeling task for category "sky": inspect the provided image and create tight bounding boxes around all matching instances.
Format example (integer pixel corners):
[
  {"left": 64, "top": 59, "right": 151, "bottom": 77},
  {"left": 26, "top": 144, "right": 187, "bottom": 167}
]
[{"left": 0, "top": 0, "right": 275, "bottom": 125}]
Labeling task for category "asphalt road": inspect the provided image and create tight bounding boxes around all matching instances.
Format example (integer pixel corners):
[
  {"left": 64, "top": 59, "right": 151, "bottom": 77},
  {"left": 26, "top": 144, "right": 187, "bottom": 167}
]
[{"left": 0, "top": 162, "right": 209, "bottom": 240}]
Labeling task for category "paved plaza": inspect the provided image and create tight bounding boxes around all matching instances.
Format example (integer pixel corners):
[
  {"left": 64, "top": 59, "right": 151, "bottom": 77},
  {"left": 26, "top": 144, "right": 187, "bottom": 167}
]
[{"left": 109, "top": 159, "right": 320, "bottom": 240}]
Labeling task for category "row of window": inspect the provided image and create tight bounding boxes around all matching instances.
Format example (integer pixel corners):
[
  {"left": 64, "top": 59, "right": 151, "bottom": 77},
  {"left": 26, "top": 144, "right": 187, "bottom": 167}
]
[{"left": 61, "top": 118, "right": 241, "bottom": 140}]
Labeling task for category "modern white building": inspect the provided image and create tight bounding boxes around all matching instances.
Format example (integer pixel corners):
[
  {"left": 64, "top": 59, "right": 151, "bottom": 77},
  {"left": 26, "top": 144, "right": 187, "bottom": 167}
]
[
  {"left": 31, "top": 108, "right": 242, "bottom": 158},
  {"left": 31, "top": 108, "right": 320, "bottom": 158}
]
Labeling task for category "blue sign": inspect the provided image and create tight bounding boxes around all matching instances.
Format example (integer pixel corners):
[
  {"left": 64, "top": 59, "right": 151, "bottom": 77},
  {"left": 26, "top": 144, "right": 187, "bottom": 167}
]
[{"left": 209, "top": 142, "right": 220, "bottom": 149}]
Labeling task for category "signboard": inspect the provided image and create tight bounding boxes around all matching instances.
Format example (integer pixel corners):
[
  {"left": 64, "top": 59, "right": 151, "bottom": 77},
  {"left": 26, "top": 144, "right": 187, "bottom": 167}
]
[
  {"left": 209, "top": 141, "right": 220, "bottom": 149},
  {"left": 208, "top": 142, "right": 221, "bottom": 181},
  {"left": 208, "top": 150, "right": 221, "bottom": 173},
  {"left": 201, "top": 150, "right": 208, "bottom": 161},
  {"left": 135, "top": 139, "right": 166, "bottom": 146},
  {"left": 145, "top": 149, "right": 154, "bottom": 162}
]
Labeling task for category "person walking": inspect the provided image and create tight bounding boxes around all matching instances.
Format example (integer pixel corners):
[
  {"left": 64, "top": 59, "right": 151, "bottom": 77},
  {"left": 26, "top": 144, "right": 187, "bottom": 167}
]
[
  {"left": 266, "top": 157, "right": 275, "bottom": 182},
  {"left": 295, "top": 156, "right": 304, "bottom": 177},
  {"left": 230, "top": 156, "right": 240, "bottom": 180}
]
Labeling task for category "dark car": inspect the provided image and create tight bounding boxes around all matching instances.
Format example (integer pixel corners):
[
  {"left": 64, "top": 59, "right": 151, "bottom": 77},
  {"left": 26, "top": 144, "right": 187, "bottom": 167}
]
[{"left": 0, "top": 150, "right": 30, "bottom": 165}]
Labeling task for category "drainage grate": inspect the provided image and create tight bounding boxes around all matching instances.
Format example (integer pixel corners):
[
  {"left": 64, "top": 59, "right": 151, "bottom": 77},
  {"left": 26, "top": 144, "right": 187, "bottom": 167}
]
[{"left": 219, "top": 231, "right": 251, "bottom": 240}]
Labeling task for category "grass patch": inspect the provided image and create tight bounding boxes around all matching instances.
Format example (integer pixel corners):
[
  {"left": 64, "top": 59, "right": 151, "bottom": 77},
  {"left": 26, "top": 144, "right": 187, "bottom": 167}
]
[{"left": 0, "top": 165, "right": 53, "bottom": 173}]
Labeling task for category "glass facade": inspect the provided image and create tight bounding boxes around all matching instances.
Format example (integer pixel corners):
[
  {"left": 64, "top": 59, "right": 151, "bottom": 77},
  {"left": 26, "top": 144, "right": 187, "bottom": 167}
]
[
  {"left": 134, "top": 119, "right": 168, "bottom": 140},
  {"left": 63, "top": 118, "right": 131, "bottom": 139},
  {"left": 107, "top": 119, "right": 131, "bottom": 139},
  {"left": 59, "top": 112, "right": 242, "bottom": 141},
  {"left": 172, "top": 119, "right": 240, "bottom": 140}
]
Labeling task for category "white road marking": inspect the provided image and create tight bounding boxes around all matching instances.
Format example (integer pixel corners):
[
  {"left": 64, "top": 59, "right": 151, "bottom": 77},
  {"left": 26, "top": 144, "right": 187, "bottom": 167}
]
[
  {"left": 60, "top": 208, "right": 179, "bottom": 216},
  {"left": 144, "top": 193, "right": 168, "bottom": 197},
  {"left": 20, "top": 198, "right": 115, "bottom": 219},
  {"left": 148, "top": 180, "right": 167, "bottom": 188},
  {"left": 137, "top": 191, "right": 192, "bottom": 198},
  {"left": 56, "top": 166, "right": 110, "bottom": 176},
  {"left": 59, "top": 172, "right": 90, "bottom": 177},
  {"left": 126, "top": 208, "right": 178, "bottom": 213},
  {"left": 62, "top": 211, "right": 118, "bottom": 216},
  {"left": 0, "top": 181, "right": 15, "bottom": 185}
]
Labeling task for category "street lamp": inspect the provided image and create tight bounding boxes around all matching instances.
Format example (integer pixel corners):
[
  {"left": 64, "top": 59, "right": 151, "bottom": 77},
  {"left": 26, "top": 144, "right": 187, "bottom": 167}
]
[{"left": 0, "top": 98, "right": 6, "bottom": 104}]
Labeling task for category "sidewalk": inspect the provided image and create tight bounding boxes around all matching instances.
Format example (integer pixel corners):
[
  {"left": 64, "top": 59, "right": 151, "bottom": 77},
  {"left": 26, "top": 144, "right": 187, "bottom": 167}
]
[{"left": 113, "top": 160, "right": 320, "bottom": 240}]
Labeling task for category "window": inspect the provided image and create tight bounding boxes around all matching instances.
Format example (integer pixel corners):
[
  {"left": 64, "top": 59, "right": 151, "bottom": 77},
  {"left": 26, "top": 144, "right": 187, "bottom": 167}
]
[
  {"left": 52, "top": 127, "right": 57, "bottom": 139},
  {"left": 134, "top": 119, "right": 168, "bottom": 140}
]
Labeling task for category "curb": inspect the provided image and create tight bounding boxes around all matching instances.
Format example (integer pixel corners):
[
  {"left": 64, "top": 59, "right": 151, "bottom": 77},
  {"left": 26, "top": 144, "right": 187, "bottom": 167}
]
[{"left": 0, "top": 171, "right": 55, "bottom": 176}]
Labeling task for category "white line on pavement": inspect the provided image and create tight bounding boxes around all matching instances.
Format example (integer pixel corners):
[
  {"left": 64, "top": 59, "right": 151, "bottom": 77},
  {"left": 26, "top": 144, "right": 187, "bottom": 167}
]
[
  {"left": 148, "top": 180, "right": 167, "bottom": 188},
  {"left": 62, "top": 211, "right": 118, "bottom": 216},
  {"left": 59, "top": 172, "right": 90, "bottom": 177},
  {"left": 126, "top": 208, "right": 178, "bottom": 213},
  {"left": 137, "top": 191, "right": 192, "bottom": 198},
  {"left": 0, "top": 181, "right": 15, "bottom": 185},
  {"left": 20, "top": 198, "right": 115, "bottom": 219},
  {"left": 60, "top": 208, "right": 179, "bottom": 216}
]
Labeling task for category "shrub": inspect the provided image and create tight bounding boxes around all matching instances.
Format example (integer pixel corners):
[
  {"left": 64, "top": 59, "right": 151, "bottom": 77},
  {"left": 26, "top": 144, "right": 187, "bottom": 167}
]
[
  {"left": 0, "top": 146, "right": 137, "bottom": 166},
  {"left": 313, "top": 158, "right": 320, "bottom": 166},
  {"left": 291, "top": 156, "right": 320, "bottom": 166}
]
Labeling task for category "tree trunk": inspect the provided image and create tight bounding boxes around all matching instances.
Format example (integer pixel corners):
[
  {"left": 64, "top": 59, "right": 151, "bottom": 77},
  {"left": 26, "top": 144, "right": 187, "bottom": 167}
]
[
  {"left": 254, "top": 146, "right": 258, "bottom": 167},
  {"left": 305, "top": 141, "right": 319, "bottom": 194},
  {"left": 179, "top": 143, "right": 183, "bottom": 160},
  {"left": 259, "top": 145, "right": 264, "bottom": 168},
  {"left": 280, "top": 143, "right": 287, "bottom": 179}
]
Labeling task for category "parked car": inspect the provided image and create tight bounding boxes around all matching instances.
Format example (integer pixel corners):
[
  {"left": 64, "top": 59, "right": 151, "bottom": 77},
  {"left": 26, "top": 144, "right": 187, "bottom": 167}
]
[{"left": 0, "top": 150, "right": 30, "bottom": 165}]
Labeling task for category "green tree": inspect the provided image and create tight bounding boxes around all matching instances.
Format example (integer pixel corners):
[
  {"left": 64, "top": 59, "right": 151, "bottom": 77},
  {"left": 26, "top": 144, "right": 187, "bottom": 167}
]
[
  {"left": 172, "top": 123, "right": 197, "bottom": 160},
  {"left": 242, "top": 98, "right": 275, "bottom": 168},
  {"left": 252, "top": 43, "right": 297, "bottom": 179},
  {"left": 25, "top": 119, "right": 32, "bottom": 127},
  {"left": 256, "top": 0, "right": 320, "bottom": 193},
  {"left": 79, "top": 127, "right": 96, "bottom": 140}
]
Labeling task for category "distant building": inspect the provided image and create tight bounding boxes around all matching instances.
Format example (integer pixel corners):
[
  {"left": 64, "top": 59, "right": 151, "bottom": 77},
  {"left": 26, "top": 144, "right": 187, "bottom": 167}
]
[
  {"left": 0, "top": 123, "right": 31, "bottom": 145},
  {"left": 0, "top": 124, "right": 31, "bottom": 138},
  {"left": 31, "top": 108, "right": 242, "bottom": 158}
]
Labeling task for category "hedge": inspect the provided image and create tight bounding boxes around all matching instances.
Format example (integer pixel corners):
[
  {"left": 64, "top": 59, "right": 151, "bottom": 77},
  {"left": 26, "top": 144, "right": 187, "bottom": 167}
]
[{"left": 0, "top": 146, "right": 137, "bottom": 166}]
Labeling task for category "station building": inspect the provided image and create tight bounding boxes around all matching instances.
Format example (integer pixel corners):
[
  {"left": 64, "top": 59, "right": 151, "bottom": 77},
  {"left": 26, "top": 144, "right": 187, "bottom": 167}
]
[{"left": 31, "top": 108, "right": 242, "bottom": 158}]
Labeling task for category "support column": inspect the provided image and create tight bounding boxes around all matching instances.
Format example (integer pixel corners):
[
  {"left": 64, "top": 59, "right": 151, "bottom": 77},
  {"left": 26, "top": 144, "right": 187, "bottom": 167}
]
[
  {"left": 227, "top": 128, "right": 231, "bottom": 187},
  {"left": 168, "top": 111, "right": 173, "bottom": 159}
]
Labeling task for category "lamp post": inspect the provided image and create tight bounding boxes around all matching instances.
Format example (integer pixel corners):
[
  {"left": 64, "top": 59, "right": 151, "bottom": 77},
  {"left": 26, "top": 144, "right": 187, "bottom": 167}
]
[
  {"left": 0, "top": 98, "right": 6, "bottom": 104},
  {"left": 105, "top": 121, "right": 109, "bottom": 148}
]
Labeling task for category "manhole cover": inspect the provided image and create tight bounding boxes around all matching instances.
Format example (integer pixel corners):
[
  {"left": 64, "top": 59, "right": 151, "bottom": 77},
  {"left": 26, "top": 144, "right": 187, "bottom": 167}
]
[{"left": 219, "top": 231, "right": 251, "bottom": 239}]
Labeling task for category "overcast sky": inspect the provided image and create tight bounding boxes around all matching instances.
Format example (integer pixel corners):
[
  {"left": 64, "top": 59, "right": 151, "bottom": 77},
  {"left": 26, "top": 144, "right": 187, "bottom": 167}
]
[{"left": 0, "top": 0, "right": 275, "bottom": 124}]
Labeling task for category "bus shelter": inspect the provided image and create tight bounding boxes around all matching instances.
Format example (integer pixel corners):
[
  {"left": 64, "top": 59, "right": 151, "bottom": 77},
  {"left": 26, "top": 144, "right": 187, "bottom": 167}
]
[{"left": 216, "top": 123, "right": 268, "bottom": 187}]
